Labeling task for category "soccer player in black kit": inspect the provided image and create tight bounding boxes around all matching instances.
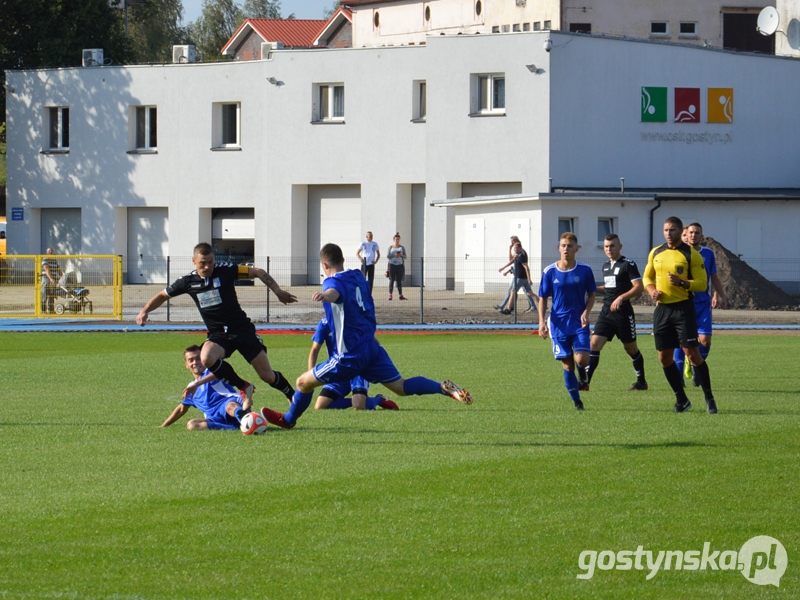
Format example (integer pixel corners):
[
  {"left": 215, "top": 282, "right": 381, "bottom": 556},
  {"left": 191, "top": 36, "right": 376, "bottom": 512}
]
[
  {"left": 581, "top": 234, "right": 648, "bottom": 391},
  {"left": 136, "top": 243, "right": 297, "bottom": 411}
]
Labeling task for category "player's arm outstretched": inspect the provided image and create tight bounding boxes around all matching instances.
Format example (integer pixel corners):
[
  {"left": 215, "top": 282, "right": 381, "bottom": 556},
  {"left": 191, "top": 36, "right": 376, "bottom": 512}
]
[
  {"left": 312, "top": 288, "right": 340, "bottom": 303},
  {"left": 136, "top": 290, "right": 170, "bottom": 326},
  {"left": 248, "top": 267, "right": 297, "bottom": 305},
  {"left": 160, "top": 403, "right": 190, "bottom": 427}
]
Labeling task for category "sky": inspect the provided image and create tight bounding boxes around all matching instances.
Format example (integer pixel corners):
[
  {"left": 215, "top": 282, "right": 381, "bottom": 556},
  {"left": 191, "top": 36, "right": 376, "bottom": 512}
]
[{"left": 181, "top": 0, "right": 335, "bottom": 24}]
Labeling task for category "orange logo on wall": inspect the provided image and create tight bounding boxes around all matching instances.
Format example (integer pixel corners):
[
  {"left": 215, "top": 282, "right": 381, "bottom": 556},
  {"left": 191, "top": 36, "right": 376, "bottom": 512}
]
[{"left": 707, "top": 88, "right": 734, "bottom": 123}]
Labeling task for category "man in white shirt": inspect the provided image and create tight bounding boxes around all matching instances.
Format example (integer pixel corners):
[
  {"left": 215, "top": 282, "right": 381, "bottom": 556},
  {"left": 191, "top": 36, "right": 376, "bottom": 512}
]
[{"left": 356, "top": 231, "right": 381, "bottom": 294}]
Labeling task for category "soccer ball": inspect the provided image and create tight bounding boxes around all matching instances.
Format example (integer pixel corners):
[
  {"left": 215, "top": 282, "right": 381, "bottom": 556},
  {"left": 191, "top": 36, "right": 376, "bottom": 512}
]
[{"left": 240, "top": 411, "right": 268, "bottom": 435}]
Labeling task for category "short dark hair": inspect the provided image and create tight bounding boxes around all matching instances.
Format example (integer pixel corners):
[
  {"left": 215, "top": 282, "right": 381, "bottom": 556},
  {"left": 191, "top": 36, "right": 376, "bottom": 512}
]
[
  {"left": 604, "top": 234, "right": 620, "bottom": 243},
  {"left": 184, "top": 344, "right": 202, "bottom": 355},
  {"left": 688, "top": 222, "right": 703, "bottom": 231},
  {"left": 320, "top": 243, "right": 344, "bottom": 267},
  {"left": 664, "top": 216, "right": 683, "bottom": 229},
  {"left": 193, "top": 242, "right": 213, "bottom": 256}
]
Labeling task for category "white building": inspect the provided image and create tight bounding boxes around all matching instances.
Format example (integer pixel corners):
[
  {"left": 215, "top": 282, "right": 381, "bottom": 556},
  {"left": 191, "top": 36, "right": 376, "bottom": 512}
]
[{"left": 6, "top": 31, "right": 800, "bottom": 290}]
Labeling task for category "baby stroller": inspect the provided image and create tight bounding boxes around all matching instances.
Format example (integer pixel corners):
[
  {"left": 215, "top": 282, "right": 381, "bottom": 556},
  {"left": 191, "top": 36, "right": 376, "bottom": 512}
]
[{"left": 53, "top": 271, "right": 93, "bottom": 315}]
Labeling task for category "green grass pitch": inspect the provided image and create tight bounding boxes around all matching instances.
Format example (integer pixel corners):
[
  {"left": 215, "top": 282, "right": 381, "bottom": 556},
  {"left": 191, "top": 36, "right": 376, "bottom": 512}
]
[{"left": 0, "top": 331, "right": 797, "bottom": 599}]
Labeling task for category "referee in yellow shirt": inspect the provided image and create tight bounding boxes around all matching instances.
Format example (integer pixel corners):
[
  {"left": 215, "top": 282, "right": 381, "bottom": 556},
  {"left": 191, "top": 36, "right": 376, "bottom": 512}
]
[{"left": 643, "top": 216, "right": 717, "bottom": 414}]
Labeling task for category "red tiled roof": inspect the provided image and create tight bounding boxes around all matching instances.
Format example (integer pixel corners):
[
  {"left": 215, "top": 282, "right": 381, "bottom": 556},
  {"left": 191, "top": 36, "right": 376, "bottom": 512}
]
[
  {"left": 343, "top": 0, "right": 399, "bottom": 6},
  {"left": 313, "top": 7, "right": 353, "bottom": 46},
  {"left": 222, "top": 18, "right": 329, "bottom": 53}
]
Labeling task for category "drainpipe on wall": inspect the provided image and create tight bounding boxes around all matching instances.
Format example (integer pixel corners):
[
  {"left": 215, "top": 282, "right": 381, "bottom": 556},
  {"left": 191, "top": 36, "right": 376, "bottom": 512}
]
[{"left": 648, "top": 198, "right": 662, "bottom": 249}]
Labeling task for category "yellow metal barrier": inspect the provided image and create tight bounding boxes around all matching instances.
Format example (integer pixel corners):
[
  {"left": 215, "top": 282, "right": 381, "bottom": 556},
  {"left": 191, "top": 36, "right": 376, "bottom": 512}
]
[{"left": 0, "top": 255, "right": 123, "bottom": 320}]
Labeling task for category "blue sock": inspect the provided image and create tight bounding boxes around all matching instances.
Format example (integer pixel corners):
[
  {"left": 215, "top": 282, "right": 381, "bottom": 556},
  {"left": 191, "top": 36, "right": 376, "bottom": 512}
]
[
  {"left": 699, "top": 344, "right": 710, "bottom": 360},
  {"left": 673, "top": 348, "right": 685, "bottom": 380},
  {"left": 284, "top": 391, "right": 313, "bottom": 424},
  {"left": 563, "top": 370, "right": 581, "bottom": 404},
  {"left": 233, "top": 407, "right": 249, "bottom": 423},
  {"left": 403, "top": 376, "right": 442, "bottom": 396},
  {"left": 326, "top": 397, "right": 353, "bottom": 409},
  {"left": 365, "top": 396, "right": 381, "bottom": 410}
]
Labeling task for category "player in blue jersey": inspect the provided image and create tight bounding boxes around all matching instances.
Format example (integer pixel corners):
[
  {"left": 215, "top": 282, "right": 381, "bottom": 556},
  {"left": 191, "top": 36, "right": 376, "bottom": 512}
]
[
  {"left": 537, "top": 232, "right": 597, "bottom": 410},
  {"left": 310, "top": 318, "right": 398, "bottom": 410},
  {"left": 260, "top": 243, "right": 471, "bottom": 429},
  {"left": 160, "top": 345, "right": 245, "bottom": 430},
  {"left": 673, "top": 223, "right": 728, "bottom": 385}
]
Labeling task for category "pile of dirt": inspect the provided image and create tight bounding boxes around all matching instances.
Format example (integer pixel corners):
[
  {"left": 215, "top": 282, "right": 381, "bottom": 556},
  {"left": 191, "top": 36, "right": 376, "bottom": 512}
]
[{"left": 704, "top": 237, "right": 799, "bottom": 311}]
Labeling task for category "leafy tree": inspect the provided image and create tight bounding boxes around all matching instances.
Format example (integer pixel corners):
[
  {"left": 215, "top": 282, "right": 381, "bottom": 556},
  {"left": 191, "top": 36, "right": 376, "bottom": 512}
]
[
  {"left": 125, "top": 0, "right": 191, "bottom": 64},
  {"left": 242, "top": 0, "right": 282, "bottom": 20},
  {"left": 187, "top": 0, "right": 244, "bottom": 61}
]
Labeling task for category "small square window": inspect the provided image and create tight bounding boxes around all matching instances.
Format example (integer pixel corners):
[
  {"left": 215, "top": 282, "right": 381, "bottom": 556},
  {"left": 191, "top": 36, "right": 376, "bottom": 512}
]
[
  {"left": 523, "top": 23, "right": 530, "bottom": 32},
  {"left": 679, "top": 22, "right": 698, "bottom": 37},
  {"left": 512, "top": 24, "right": 521, "bottom": 32},
  {"left": 543, "top": 20, "right": 551, "bottom": 30},
  {"left": 650, "top": 21, "right": 670, "bottom": 37},
  {"left": 597, "top": 218, "right": 615, "bottom": 243},
  {"left": 558, "top": 218, "right": 575, "bottom": 237},
  {"left": 134, "top": 106, "right": 157, "bottom": 150},
  {"left": 47, "top": 107, "right": 70, "bottom": 150},
  {"left": 314, "top": 83, "right": 345, "bottom": 122},
  {"left": 492, "top": 25, "right": 500, "bottom": 33},
  {"left": 533, "top": 22, "right": 541, "bottom": 31},
  {"left": 472, "top": 73, "right": 505, "bottom": 115},
  {"left": 502, "top": 24, "right": 510, "bottom": 33}
]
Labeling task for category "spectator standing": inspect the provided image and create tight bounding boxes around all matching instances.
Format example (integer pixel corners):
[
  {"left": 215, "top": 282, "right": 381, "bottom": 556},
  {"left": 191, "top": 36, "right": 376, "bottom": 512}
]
[
  {"left": 387, "top": 233, "right": 407, "bottom": 300},
  {"left": 41, "top": 247, "right": 64, "bottom": 314},
  {"left": 356, "top": 231, "right": 381, "bottom": 294}
]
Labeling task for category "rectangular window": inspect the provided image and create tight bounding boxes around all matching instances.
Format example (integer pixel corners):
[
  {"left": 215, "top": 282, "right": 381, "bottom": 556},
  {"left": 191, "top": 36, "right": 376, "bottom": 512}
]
[
  {"left": 316, "top": 84, "right": 345, "bottom": 122},
  {"left": 679, "top": 22, "right": 698, "bottom": 37},
  {"left": 48, "top": 107, "right": 70, "bottom": 150},
  {"left": 473, "top": 74, "right": 505, "bottom": 115},
  {"left": 413, "top": 80, "right": 427, "bottom": 121},
  {"left": 492, "top": 25, "right": 500, "bottom": 33},
  {"left": 569, "top": 23, "right": 591, "bottom": 33},
  {"left": 512, "top": 24, "right": 520, "bottom": 32},
  {"left": 597, "top": 218, "right": 614, "bottom": 242},
  {"left": 543, "top": 20, "right": 552, "bottom": 30},
  {"left": 533, "top": 22, "right": 541, "bottom": 31},
  {"left": 212, "top": 102, "right": 241, "bottom": 149},
  {"left": 558, "top": 218, "right": 575, "bottom": 237},
  {"left": 135, "top": 106, "right": 157, "bottom": 150},
  {"left": 651, "top": 21, "right": 670, "bottom": 37},
  {"left": 502, "top": 24, "right": 510, "bottom": 33},
  {"left": 523, "top": 23, "right": 530, "bottom": 32}
]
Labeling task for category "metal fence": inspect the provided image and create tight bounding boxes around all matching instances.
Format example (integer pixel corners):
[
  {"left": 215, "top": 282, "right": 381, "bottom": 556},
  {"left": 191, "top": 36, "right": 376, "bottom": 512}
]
[{"left": 2, "top": 255, "right": 798, "bottom": 325}]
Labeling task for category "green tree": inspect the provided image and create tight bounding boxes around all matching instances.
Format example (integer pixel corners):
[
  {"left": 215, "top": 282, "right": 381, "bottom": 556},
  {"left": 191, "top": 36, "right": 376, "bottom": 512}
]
[
  {"left": 124, "top": 0, "right": 191, "bottom": 64},
  {"left": 187, "top": 0, "right": 244, "bottom": 61},
  {"left": 242, "top": 0, "right": 283, "bottom": 19}
]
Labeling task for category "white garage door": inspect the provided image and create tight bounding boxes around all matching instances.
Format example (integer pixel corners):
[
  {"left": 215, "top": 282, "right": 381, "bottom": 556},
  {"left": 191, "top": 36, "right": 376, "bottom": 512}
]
[
  {"left": 307, "top": 185, "right": 361, "bottom": 284},
  {"left": 127, "top": 207, "right": 169, "bottom": 284}
]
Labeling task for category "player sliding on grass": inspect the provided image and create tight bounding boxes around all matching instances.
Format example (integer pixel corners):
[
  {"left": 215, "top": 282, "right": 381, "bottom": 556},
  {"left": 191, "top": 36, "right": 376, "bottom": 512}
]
[
  {"left": 310, "top": 317, "right": 398, "bottom": 411},
  {"left": 136, "top": 242, "right": 297, "bottom": 411},
  {"left": 260, "top": 243, "right": 471, "bottom": 429},
  {"left": 160, "top": 345, "right": 248, "bottom": 430},
  {"left": 538, "top": 232, "right": 596, "bottom": 411}
]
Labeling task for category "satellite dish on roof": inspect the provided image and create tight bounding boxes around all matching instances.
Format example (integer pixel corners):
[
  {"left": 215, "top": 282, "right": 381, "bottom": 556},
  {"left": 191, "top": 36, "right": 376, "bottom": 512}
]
[
  {"left": 787, "top": 18, "right": 800, "bottom": 49},
  {"left": 757, "top": 6, "right": 780, "bottom": 36}
]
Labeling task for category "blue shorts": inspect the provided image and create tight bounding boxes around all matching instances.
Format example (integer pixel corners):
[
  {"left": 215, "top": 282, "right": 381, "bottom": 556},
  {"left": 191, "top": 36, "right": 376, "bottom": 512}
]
[
  {"left": 695, "top": 300, "right": 713, "bottom": 336},
  {"left": 321, "top": 376, "right": 369, "bottom": 400},
  {"left": 313, "top": 339, "right": 402, "bottom": 386},
  {"left": 549, "top": 320, "right": 591, "bottom": 360},
  {"left": 205, "top": 417, "right": 239, "bottom": 431}
]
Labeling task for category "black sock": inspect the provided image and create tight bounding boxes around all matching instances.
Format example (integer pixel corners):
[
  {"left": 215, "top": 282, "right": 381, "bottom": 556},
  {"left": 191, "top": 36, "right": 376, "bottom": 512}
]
[
  {"left": 693, "top": 361, "right": 713, "bottom": 400},
  {"left": 209, "top": 359, "right": 247, "bottom": 389},
  {"left": 270, "top": 370, "right": 294, "bottom": 400},
  {"left": 663, "top": 363, "right": 690, "bottom": 404},
  {"left": 587, "top": 351, "right": 600, "bottom": 383},
  {"left": 631, "top": 351, "right": 645, "bottom": 383}
]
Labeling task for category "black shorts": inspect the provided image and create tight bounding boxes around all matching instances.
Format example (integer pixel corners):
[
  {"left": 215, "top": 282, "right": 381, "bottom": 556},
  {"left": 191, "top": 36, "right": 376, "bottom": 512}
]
[
  {"left": 592, "top": 305, "right": 637, "bottom": 344},
  {"left": 206, "top": 326, "right": 266, "bottom": 363},
  {"left": 652, "top": 300, "right": 699, "bottom": 352}
]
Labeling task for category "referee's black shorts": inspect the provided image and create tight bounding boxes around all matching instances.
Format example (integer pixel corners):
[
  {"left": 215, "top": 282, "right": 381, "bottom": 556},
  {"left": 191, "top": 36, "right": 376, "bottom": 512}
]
[
  {"left": 592, "top": 304, "right": 637, "bottom": 344},
  {"left": 652, "top": 299, "right": 699, "bottom": 351},
  {"left": 206, "top": 325, "right": 266, "bottom": 363}
]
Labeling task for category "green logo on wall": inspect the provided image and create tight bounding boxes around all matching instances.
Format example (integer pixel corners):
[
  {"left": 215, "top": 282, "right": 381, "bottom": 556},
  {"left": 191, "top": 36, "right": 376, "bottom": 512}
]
[{"left": 641, "top": 87, "right": 667, "bottom": 122}]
